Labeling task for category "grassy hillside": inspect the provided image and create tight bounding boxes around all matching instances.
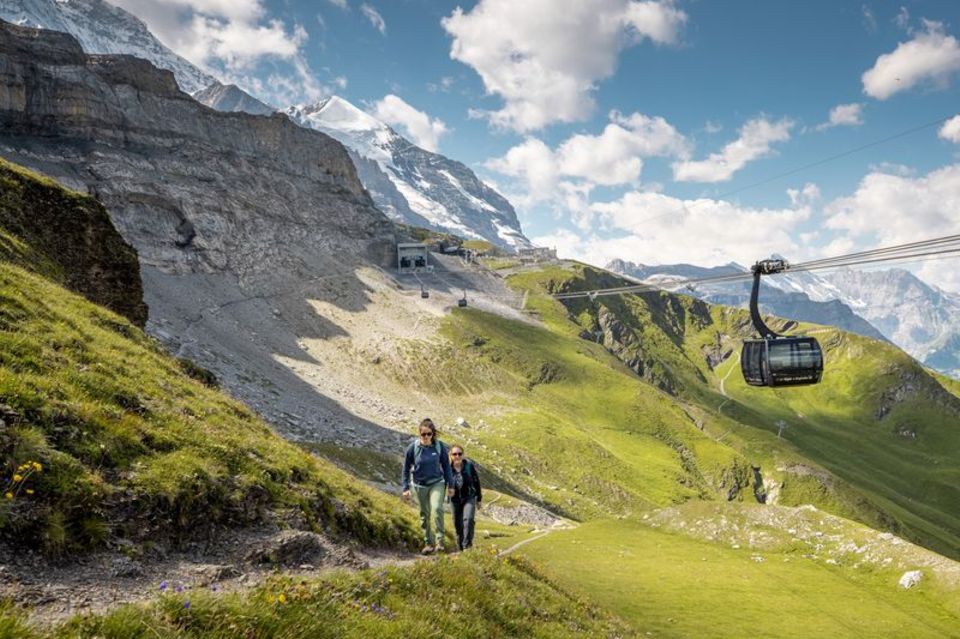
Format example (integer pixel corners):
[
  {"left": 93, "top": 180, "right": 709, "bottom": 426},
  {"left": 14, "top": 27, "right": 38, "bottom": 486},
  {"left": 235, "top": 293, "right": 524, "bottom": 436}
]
[
  {"left": 520, "top": 513, "right": 960, "bottom": 639},
  {"left": 346, "top": 261, "right": 960, "bottom": 561},
  {"left": 3, "top": 553, "right": 630, "bottom": 638},
  {"left": 0, "top": 160, "right": 420, "bottom": 554},
  {"left": 0, "top": 263, "right": 420, "bottom": 553}
]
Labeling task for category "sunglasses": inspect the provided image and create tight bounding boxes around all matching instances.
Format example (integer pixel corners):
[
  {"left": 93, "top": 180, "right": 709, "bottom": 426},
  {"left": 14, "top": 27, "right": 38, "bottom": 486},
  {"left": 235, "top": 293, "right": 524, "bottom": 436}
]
[
  {"left": 451, "top": 452, "right": 463, "bottom": 456},
  {"left": 419, "top": 432, "right": 432, "bottom": 437}
]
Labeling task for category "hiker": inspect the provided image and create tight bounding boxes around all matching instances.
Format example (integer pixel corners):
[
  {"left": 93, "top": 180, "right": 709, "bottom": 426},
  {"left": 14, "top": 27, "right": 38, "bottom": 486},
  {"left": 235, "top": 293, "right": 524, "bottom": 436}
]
[
  {"left": 449, "top": 444, "right": 482, "bottom": 551},
  {"left": 401, "top": 418, "right": 454, "bottom": 554}
]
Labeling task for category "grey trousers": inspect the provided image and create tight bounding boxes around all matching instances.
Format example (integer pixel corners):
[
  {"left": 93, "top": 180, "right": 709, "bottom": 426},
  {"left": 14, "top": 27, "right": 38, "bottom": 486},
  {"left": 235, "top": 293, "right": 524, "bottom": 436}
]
[{"left": 452, "top": 498, "right": 477, "bottom": 550}]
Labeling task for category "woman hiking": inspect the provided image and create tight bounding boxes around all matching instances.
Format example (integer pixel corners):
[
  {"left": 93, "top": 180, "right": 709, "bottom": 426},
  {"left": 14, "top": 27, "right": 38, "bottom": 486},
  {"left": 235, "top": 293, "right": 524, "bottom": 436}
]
[
  {"left": 401, "top": 418, "right": 454, "bottom": 554},
  {"left": 449, "top": 444, "right": 482, "bottom": 551}
]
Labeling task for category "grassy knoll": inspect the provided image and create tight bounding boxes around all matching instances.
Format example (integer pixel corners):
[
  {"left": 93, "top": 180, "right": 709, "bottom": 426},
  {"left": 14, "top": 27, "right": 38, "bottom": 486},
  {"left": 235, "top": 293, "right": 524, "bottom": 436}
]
[
  {"left": 2, "top": 553, "right": 631, "bottom": 638},
  {"left": 0, "top": 263, "right": 420, "bottom": 553},
  {"left": 519, "top": 518, "right": 960, "bottom": 639}
]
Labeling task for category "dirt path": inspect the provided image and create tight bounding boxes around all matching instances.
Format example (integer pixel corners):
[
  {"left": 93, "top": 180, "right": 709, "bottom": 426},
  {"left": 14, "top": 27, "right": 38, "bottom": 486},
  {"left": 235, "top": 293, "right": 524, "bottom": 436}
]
[{"left": 1, "top": 526, "right": 413, "bottom": 629}]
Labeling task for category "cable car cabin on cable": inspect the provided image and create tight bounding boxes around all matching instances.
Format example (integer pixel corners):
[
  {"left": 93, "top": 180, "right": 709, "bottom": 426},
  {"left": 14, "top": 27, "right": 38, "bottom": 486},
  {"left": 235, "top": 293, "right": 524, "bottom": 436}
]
[{"left": 740, "top": 259, "right": 824, "bottom": 387}]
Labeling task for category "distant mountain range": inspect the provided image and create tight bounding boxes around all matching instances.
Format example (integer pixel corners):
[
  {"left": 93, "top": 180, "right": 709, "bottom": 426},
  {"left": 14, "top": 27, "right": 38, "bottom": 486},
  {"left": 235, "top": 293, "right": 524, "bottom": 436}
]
[
  {"left": 606, "top": 259, "right": 960, "bottom": 378},
  {"left": 0, "top": 0, "right": 531, "bottom": 251}
]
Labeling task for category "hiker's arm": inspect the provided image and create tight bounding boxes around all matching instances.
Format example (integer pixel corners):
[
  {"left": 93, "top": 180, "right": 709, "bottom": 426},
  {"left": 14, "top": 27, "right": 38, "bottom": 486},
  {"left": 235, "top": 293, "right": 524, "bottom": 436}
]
[{"left": 473, "top": 465, "right": 482, "bottom": 503}]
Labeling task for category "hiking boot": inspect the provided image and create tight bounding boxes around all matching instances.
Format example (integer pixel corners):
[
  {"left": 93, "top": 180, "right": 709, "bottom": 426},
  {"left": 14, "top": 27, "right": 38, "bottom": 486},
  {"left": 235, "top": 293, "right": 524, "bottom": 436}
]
[{"left": 421, "top": 545, "right": 435, "bottom": 555}]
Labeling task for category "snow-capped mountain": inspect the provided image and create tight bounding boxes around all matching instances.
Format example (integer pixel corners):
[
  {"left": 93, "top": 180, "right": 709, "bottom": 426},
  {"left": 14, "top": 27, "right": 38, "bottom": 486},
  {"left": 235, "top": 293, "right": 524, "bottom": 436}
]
[
  {"left": 285, "top": 97, "right": 531, "bottom": 251},
  {"left": 193, "top": 83, "right": 274, "bottom": 116},
  {"left": 823, "top": 268, "right": 960, "bottom": 377},
  {"left": 1, "top": 0, "right": 216, "bottom": 94},
  {"left": 606, "top": 259, "right": 888, "bottom": 343}
]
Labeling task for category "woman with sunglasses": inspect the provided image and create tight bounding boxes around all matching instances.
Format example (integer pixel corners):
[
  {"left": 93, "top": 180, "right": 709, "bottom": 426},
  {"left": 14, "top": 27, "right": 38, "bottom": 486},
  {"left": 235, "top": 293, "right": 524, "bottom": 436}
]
[
  {"left": 448, "top": 444, "right": 482, "bottom": 551},
  {"left": 401, "top": 418, "right": 454, "bottom": 554}
]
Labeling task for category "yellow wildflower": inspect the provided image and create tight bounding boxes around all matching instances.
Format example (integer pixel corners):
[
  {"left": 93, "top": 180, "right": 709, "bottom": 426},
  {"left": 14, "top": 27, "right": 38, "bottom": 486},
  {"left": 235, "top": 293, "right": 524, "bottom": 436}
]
[
  {"left": 25, "top": 489, "right": 34, "bottom": 495},
  {"left": 4, "top": 492, "right": 12, "bottom": 500},
  {"left": 33, "top": 462, "right": 42, "bottom": 472},
  {"left": 278, "top": 593, "right": 287, "bottom": 604},
  {"left": 12, "top": 474, "right": 22, "bottom": 483}
]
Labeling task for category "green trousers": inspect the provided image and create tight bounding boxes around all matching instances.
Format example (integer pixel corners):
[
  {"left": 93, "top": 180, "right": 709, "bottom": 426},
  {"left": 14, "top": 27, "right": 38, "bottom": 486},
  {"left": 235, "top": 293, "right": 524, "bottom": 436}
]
[{"left": 413, "top": 481, "right": 446, "bottom": 546}]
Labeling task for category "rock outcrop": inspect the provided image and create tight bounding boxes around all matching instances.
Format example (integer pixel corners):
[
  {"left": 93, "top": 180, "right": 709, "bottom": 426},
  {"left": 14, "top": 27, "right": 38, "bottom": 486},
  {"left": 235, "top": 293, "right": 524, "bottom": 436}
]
[{"left": 0, "top": 158, "right": 147, "bottom": 326}]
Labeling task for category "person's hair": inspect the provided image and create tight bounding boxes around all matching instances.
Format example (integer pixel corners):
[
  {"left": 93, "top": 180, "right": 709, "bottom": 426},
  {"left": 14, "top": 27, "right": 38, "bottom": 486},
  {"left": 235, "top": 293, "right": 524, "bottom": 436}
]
[{"left": 419, "top": 418, "right": 437, "bottom": 443}]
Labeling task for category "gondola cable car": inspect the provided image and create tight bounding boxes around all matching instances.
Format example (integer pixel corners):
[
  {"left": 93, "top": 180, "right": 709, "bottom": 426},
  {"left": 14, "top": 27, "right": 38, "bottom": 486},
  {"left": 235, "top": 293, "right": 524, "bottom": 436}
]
[{"left": 740, "top": 259, "right": 824, "bottom": 387}]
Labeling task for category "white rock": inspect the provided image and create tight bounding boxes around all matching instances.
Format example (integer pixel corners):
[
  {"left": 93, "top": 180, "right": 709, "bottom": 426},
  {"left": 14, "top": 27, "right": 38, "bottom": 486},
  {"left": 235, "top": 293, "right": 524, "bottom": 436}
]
[{"left": 898, "top": 570, "right": 923, "bottom": 589}]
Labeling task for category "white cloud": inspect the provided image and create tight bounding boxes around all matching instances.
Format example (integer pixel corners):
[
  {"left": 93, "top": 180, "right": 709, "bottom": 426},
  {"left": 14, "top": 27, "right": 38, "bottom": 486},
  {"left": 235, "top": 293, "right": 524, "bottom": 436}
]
[
  {"left": 441, "top": 0, "right": 686, "bottom": 132},
  {"left": 939, "top": 115, "right": 960, "bottom": 143},
  {"left": 113, "top": 0, "right": 307, "bottom": 70},
  {"left": 862, "top": 20, "right": 960, "bottom": 100},
  {"left": 787, "top": 183, "right": 821, "bottom": 206},
  {"left": 360, "top": 3, "right": 386, "bottom": 34},
  {"left": 672, "top": 116, "right": 794, "bottom": 183},
  {"left": 483, "top": 137, "right": 559, "bottom": 204},
  {"left": 371, "top": 95, "right": 447, "bottom": 151},
  {"left": 556, "top": 111, "right": 689, "bottom": 185},
  {"left": 824, "top": 163, "right": 960, "bottom": 289},
  {"left": 485, "top": 110, "right": 688, "bottom": 205},
  {"left": 815, "top": 103, "right": 864, "bottom": 131},
  {"left": 531, "top": 190, "right": 812, "bottom": 268},
  {"left": 328, "top": 0, "right": 348, "bottom": 9},
  {"left": 861, "top": 5, "right": 877, "bottom": 33},
  {"left": 894, "top": 6, "right": 910, "bottom": 31}
]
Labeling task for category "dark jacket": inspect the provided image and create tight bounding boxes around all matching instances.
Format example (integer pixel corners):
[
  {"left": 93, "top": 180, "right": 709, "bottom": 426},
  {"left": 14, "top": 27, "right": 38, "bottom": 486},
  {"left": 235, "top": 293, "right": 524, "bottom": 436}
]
[{"left": 451, "top": 459, "right": 482, "bottom": 504}]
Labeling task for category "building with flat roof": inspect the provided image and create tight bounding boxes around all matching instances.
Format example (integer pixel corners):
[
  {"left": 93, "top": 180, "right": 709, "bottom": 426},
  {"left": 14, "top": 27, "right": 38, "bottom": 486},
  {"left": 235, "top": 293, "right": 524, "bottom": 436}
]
[{"left": 397, "top": 242, "right": 430, "bottom": 273}]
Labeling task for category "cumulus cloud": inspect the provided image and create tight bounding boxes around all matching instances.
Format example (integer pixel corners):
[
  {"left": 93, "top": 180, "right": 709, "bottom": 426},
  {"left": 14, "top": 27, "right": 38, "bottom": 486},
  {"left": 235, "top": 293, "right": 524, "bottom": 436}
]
[
  {"left": 556, "top": 111, "right": 689, "bottom": 185},
  {"left": 371, "top": 95, "right": 447, "bottom": 151},
  {"left": 824, "top": 163, "right": 960, "bottom": 289},
  {"left": 441, "top": 0, "right": 686, "bottom": 132},
  {"left": 484, "top": 137, "right": 560, "bottom": 204},
  {"left": 672, "top": 116, "right": 794, "bottom": 183},
  {"left": 360, "top": 3, "right": 386, "bottom": 34},
  {"left": 862, "top": 20, "right": 960, "bottom": 100},
  {"left": 531, "top": 190, "right": 812, "bottom": 268},
  {"left": 815, "top": 103, "right": 864, "bottom": 131},
  {"left": 939, "top": 115, "right": 960, "bottom": 143},
  {"left": 484, "top": 110, "right": 688, "bottom": 206},
  {"left": 113, "top": 0, "right": 306, "bottom": 69}
]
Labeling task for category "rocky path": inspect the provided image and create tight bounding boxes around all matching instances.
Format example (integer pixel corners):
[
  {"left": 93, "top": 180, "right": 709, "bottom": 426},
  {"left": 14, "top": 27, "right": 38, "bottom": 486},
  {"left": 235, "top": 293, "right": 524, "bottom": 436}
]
[{"left": 0, "top": 526, "right": 411, "bottom": 628}]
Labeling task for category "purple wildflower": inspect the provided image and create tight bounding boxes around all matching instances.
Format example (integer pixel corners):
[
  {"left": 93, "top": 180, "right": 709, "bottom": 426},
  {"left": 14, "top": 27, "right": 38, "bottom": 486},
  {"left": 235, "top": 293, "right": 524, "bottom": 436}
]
[
  {"left": 210, "top": 584, "right": 219, "bottom": 592},
  {"left": 175, "top": 584, "right": 185, "bottom": 593},
  {"left": 159, "top": 580, "right": 167, "bottom": 592},
  {"left": 184, "top": 599, "right": 191, "bottom": 610}
]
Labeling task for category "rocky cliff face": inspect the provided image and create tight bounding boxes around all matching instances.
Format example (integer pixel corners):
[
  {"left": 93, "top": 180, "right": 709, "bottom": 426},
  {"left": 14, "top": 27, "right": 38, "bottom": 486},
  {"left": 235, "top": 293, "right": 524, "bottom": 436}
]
[
  {"left": 1, "top": 0, "right": 216, "bottom": 94},
  {"left": 0, "top": 20, "right": 393, "bottom": 278},
  {"left": 0, "top": 20, "right": 403, "bottom": 444},
  {"left": 0, "top": 157, "right": 147, "bottom": 326}
]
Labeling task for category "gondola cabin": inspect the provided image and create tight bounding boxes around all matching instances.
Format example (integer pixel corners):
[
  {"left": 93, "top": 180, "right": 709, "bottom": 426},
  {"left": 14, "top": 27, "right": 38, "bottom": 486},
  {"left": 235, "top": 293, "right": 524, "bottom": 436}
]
[
  {"left": 741, "top": 337, "right": 823, "bottom": 387},
  {"left": 741, "top": 258, "right": 825, "bottom": 388}
]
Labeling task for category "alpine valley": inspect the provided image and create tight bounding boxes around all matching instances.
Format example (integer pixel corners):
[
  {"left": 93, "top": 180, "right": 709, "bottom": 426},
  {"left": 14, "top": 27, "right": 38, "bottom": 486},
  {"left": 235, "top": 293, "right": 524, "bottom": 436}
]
[{"left": 0, "top": 6, "right": 958, "bottom": 639}]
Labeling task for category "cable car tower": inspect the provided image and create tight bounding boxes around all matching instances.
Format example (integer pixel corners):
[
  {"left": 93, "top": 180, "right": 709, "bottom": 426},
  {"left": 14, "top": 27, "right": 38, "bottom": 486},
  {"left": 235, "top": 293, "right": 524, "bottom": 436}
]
[{"left": 740, "top": 259, "right": 824, "bottom": 387}]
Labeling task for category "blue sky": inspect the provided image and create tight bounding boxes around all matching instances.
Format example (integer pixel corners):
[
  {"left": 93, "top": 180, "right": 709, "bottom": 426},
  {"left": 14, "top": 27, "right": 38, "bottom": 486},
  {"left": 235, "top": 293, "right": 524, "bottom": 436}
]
[{"left": 115, "top": 0, "right": 960, "bottom": 289}]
